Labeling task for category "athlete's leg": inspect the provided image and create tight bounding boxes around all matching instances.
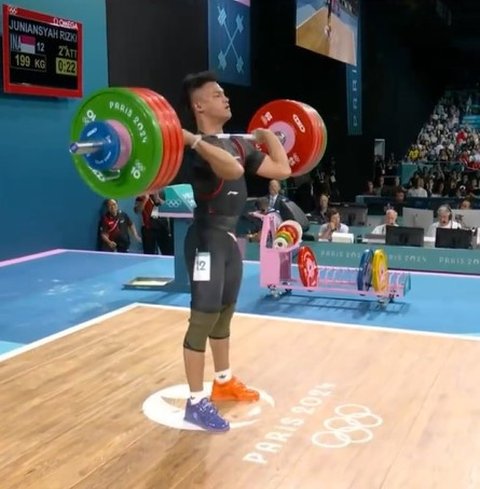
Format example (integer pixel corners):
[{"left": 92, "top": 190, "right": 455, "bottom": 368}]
[
  {"left": 208, "top": 235, "right": 242, "bottom": 373},
  {"left": 183, "top": 226, "right": 230, "bottom": 431},
  {"left": 183, "top": 226, "right": 226, "bottom": 390},
  {"left": 209, "top": 236, "right": 259, "bottom": 402}
]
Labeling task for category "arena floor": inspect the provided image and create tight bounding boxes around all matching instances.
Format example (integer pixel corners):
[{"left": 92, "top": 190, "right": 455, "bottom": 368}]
[{"left": 1, "top": 250, "right": 480, "bottom": 488}]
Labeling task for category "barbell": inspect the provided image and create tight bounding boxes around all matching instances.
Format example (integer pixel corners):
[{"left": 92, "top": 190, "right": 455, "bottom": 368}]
[{"left": 69, "top": 87, "right": 328, "bottom": 199}]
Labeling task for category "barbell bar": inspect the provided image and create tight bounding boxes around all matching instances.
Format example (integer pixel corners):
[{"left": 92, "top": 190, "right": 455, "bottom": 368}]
[
  {"left": 69, "top": 131, "right": 287, "bottom": 156},
  {"left": 70, "top": 141, "right": 105, "bottom": 155},
  {"left": 69, "top": 87, "right": 328, "bottom": 199}
]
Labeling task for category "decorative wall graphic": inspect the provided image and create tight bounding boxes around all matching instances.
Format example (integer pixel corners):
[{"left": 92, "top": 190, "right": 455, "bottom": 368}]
[
  {"left": 208, "top": 0, "right": 251, "bottom": 86},
  {"left": 346, "top": 1, "right": 362, "bottom": 135}
]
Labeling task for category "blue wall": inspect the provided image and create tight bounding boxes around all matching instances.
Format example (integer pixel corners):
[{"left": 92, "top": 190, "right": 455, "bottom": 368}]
[{"left": 0, "top": 0, "right": 109, "bottom": 260}]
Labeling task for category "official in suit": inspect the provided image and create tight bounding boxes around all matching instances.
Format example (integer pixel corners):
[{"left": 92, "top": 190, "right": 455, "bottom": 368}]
[{"left": 266, "top": 179, "right": 283, "bottom": 211}]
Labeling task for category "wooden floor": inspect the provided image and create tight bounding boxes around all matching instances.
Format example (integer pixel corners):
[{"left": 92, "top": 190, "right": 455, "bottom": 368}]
[
  {"left": 1, "top": 305, "right": 480, "bottom": 488},
  {"left": 296, "top": 7, "right": 357, "bottom": 65}
]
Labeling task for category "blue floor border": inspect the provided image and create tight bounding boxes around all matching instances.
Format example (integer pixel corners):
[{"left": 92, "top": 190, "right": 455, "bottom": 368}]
[{"left": 1, "top": 250, "right": 480, "bottom": 359}]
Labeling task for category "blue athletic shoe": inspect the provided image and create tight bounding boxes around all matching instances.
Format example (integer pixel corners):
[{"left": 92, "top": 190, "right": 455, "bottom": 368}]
[{"left": 184, "top": 398, "right": 230, "bottom": 432}]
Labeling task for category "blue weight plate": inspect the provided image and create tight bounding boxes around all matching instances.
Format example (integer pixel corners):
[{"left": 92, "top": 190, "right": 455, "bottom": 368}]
[
  {"left": 79, "top": 121, "right": 121, "bottom": 171},
  {"left": 403, "top": 273, "right": 411, "bottom": 294},
  {"left": 357, "top": 249, "right": 374, "bottom": 291}
]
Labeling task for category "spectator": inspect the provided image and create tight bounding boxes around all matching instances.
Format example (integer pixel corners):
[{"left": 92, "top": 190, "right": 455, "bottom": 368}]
[
  {"left": 265, "top": 179, "right": 284, "bottom": 211},
  {"left": 318, "top": 207, "right": 349, "bottom": 240},
  {"left": 371, "top": 209, "right": 399, "bottom": 235},
  {"left": 426, "top": 205, "right": 462, "bottom": 238},
  {"left": 310, "top": 193, "right": 329, "bottom": 225},
  {"left": 134, "top": 190, "right": 174, "bottom": 255},
  {"left": 407, "top": 177, "right": 428, "bottom": 198},
  {"left": 98, "top": 199, "right": 141, "bottom": 253}
]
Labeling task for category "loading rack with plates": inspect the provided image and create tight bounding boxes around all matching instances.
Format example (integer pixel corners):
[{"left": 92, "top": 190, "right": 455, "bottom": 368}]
[{"left": 258, "top": 212, "right": 411, "bottom": 305}]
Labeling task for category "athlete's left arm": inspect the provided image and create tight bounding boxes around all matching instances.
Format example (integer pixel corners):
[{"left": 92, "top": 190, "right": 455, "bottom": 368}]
[{"left": 250, "top": 129, "right": 291, "bottom": 180}]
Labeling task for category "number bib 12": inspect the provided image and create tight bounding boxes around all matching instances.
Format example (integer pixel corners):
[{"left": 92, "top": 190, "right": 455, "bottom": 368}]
[{"left": 193, "top": 252, "right": 211, "bottom": 282}]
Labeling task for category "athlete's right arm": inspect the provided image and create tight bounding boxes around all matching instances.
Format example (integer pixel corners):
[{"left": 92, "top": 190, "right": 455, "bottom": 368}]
[{"left": 183, "top": 129, "right": 244, "bottom": 180}]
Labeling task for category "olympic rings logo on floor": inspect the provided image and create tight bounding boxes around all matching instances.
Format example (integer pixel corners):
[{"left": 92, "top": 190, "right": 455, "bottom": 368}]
[{"left": 311, "top": 403, "right": 383, "bottom": 449}]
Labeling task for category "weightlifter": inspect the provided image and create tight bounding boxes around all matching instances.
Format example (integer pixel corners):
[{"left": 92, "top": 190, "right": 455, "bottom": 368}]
[{"left": 180, "top": 71, "right": 291, "bottom": 432}]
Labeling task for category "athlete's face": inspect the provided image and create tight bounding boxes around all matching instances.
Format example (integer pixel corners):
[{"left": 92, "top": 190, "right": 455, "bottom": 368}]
[{"left": 191, "top": 82, "right": 231, "bottom": 124}]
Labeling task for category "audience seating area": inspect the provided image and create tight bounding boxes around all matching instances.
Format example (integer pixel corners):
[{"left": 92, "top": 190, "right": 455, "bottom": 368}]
[
  {"left": 351, "top": 89, "right": 480, "bottom": 254},
  {"left": 231, "top": 89, "right": 480, "bottom": 274}
]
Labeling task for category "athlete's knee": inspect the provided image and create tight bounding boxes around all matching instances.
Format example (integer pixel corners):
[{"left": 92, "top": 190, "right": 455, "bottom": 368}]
[
  {"left": 209, "top": 303, "right": 236, "bottom": 340},
  {"left": 184, "top": 309, "right": 221, "bottom": 352}
]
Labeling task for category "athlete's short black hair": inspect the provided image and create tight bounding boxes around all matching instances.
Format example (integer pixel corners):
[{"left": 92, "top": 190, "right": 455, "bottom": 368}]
[{"left": 181, "top": 71, "right": 218, "bottom": 110}]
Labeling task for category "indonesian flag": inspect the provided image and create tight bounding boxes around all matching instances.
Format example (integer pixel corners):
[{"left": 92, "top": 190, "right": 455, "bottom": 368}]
[{"left": 20, "top": 35, "right": 36, "bottom": 54}]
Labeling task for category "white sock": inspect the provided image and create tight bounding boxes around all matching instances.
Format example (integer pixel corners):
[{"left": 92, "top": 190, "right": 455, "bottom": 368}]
[
  {"left": 189, "top": 391, "right": 205, "bottom": 405},
  {"left": 215, "top": 368, "right": 232, "bottom": 384}
]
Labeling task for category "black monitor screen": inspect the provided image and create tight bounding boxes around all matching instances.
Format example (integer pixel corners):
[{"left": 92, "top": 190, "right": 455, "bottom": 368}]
[
  {"left": 278, "top": 199, "right": 310, "bottom": 231},
  {"left": 385, "top": 225, "right": 424, "bottom": 247},
  {"left": 337, "top": 205, "right": 368, "bottom": 226},
  {"left": 435, "top": 228, "right": 472, "bottom": 249}
]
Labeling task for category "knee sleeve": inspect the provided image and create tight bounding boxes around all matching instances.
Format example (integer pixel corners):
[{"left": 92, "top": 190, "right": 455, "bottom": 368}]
[
  {"left": 209, "top": 303, "right": 236, "bottom": 340},
  {"left": 183, "top": 310, "right": 220, "bottom": 352}
]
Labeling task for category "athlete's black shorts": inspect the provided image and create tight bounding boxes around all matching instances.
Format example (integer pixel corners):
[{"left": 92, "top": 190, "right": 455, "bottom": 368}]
[{"left": 184, "top": 221, "right": 243, "bottom": 313}]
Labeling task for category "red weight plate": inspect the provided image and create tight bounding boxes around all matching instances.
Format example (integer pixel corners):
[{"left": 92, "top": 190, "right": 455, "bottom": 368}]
[
  {"left": 292, "top": 102, "right": 322, "bottom": 176},
  {"left": 304, "top": 107, "right": 326, "bottom": 171},
  {"left": 137, "top": 88, "right": 179, "bottom": 191},
  {"left": 313, "top": 109, "right": 328, "bottom": 163},
  {"left": 140, "top": 89, "right": 182, "bottom": 188},
  {"left": 154, "top": 92, "right": 184, "bottom": 186},
  {"left": 132, "top": 88, "right": 175, "bottom": 191},
  {"left": 247, "top": 99, "right": 319, "bottom": 176},
  {"left": 147, "top": 90, "right": 183, "bottom": 188},
  {"left": 277, "top": 223, "right": 299, "bottom": 244},
  {"left": 279, "top": 219, "right": 303, "bottom": 244},
  {"left": 128, "top": 87, "right": 172, "bottom": 192},
  {"left": 298, "top": 246, "right": 319, "bottom": 287},
  {"left": 293, "top": 101, "right": 321, "bottom": 176},
  {"left": 305, "top": 103, "right": 324, "bottom": 164},
  {"left": 146, "top": 94, "right": 175, "bottom": 189},
  {"left": 295, "top": 101, "right": 328, "bottom": 174}
]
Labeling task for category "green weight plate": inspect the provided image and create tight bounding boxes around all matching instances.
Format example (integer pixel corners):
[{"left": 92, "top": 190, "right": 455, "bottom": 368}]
[{"left": 70, "top": 87, "right": 163, "bottom": 199}]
